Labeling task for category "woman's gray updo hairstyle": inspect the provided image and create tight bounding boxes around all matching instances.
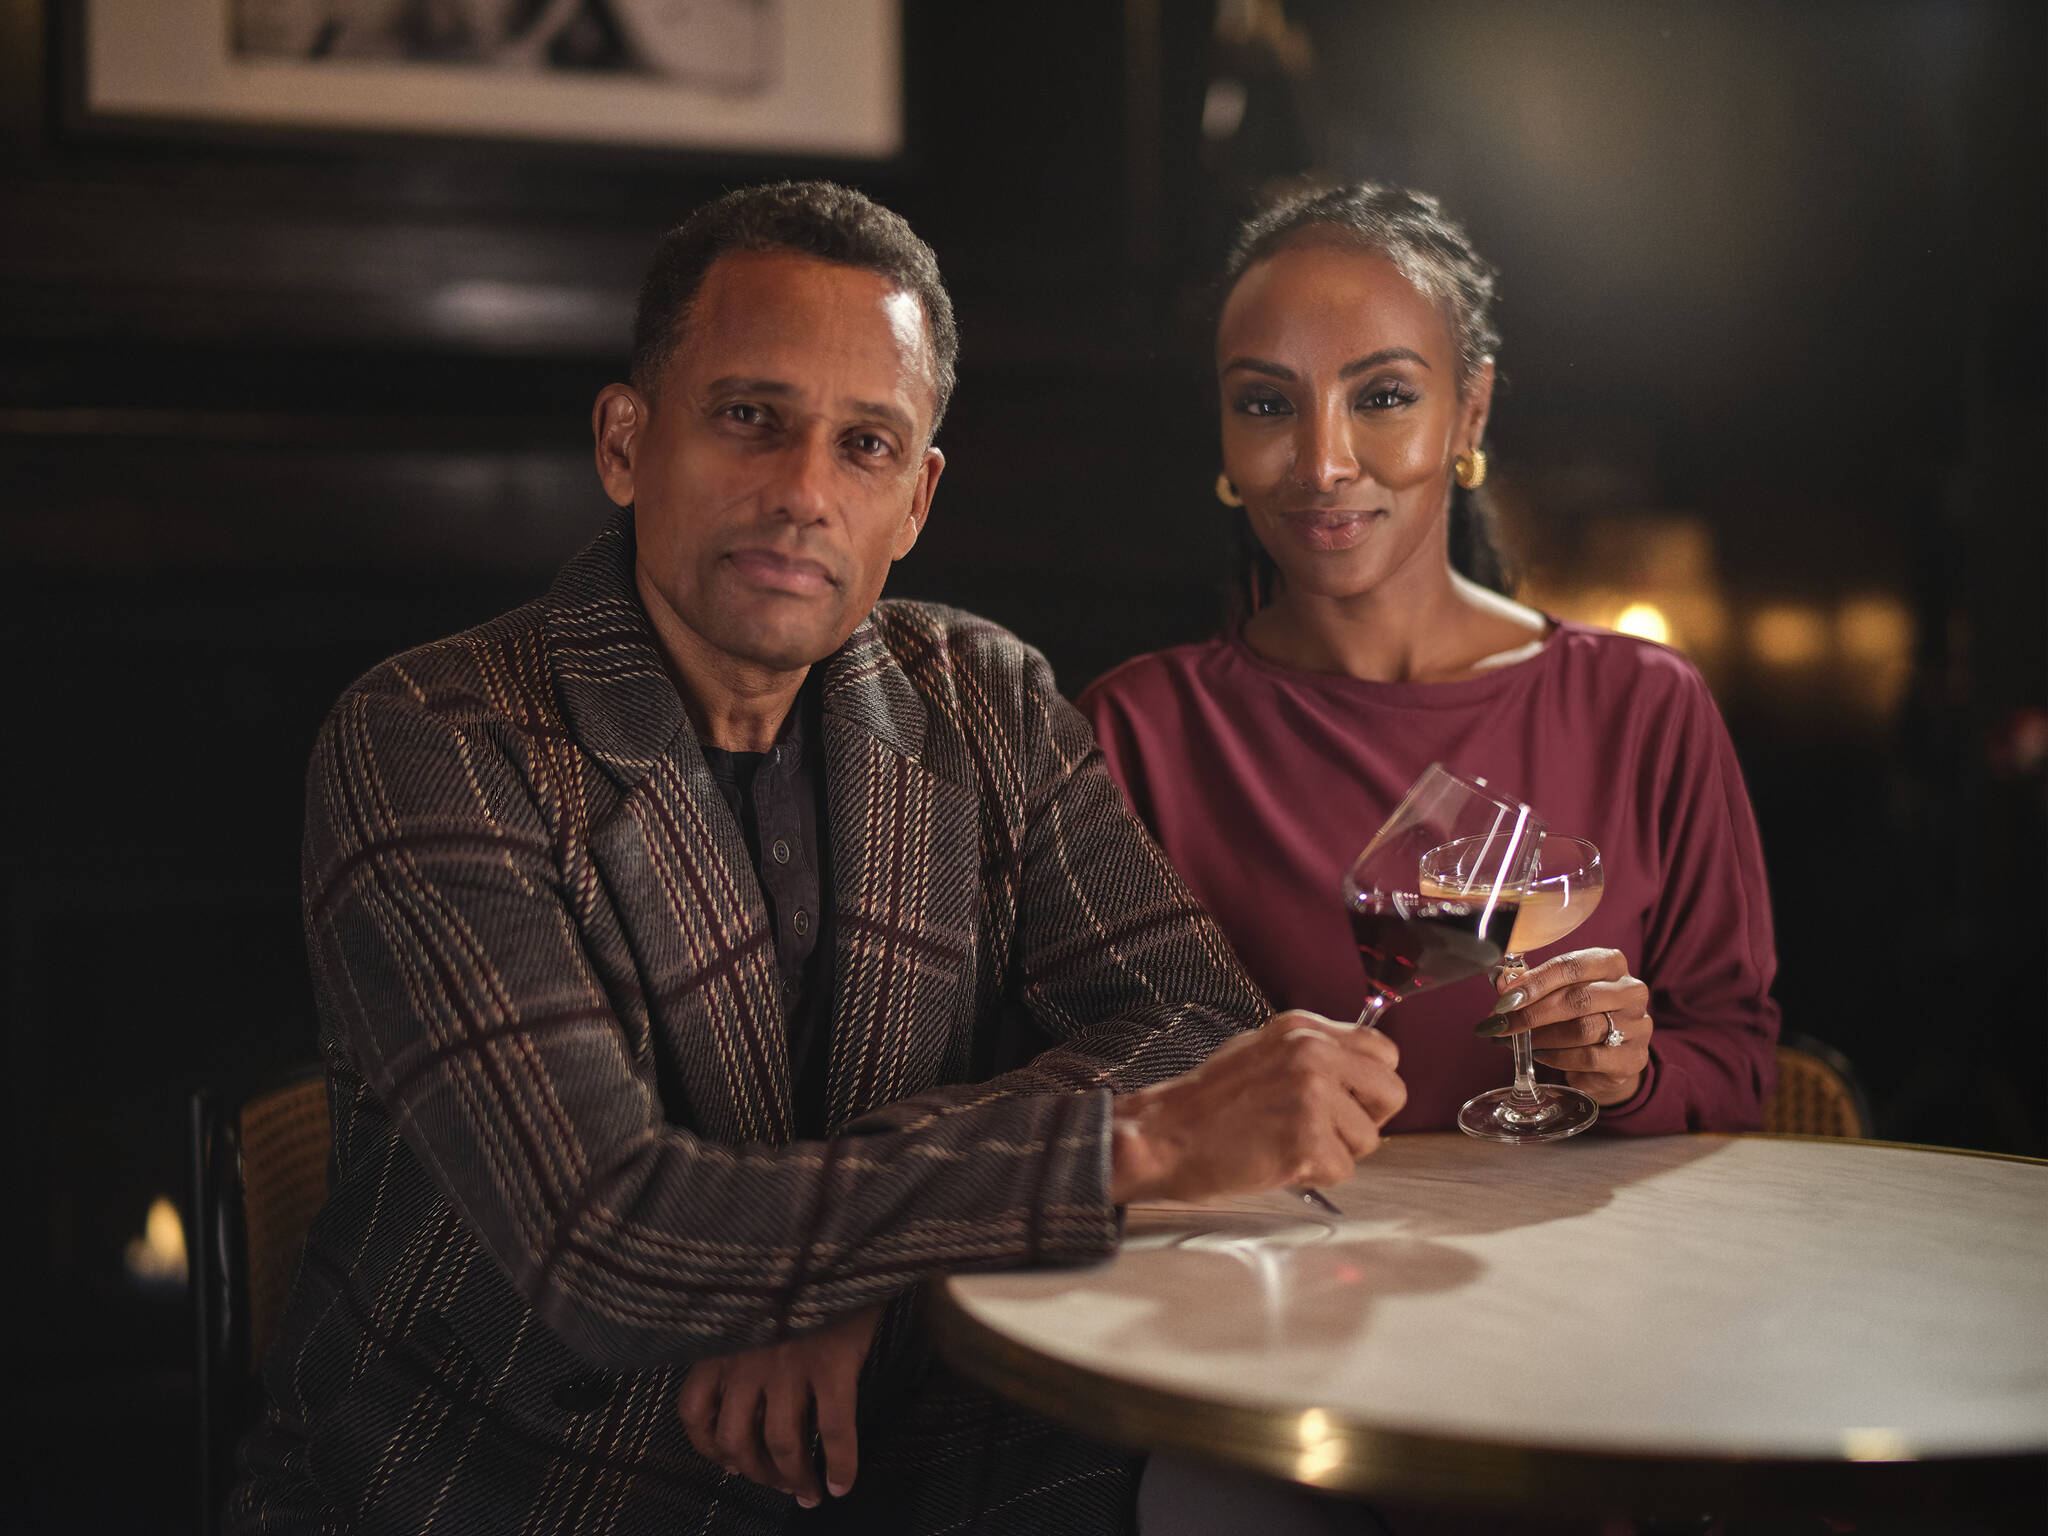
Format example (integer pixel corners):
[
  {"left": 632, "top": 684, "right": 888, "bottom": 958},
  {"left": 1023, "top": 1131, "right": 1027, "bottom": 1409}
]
[{"left": 1220, "top": 181, "right": 1501, "bottom": 395}]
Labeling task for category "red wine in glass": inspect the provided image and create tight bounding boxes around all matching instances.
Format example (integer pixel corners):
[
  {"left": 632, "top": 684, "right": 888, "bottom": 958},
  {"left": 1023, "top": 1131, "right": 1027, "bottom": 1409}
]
[{"left": 1346, "top": 890, "right": 1520, "bottom": 1008}]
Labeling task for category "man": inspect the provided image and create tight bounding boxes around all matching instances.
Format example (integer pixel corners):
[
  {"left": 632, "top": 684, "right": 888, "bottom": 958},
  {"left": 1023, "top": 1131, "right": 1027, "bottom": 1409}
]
[{"left": 232, "top": 181, "right": 1404, "bottom": 1535}]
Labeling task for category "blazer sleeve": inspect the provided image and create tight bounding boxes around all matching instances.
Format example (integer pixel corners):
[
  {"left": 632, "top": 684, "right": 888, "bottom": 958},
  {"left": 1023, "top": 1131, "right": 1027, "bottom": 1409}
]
[{"left": 303, "top": 662, "right": 1252, "bottom": 1371}]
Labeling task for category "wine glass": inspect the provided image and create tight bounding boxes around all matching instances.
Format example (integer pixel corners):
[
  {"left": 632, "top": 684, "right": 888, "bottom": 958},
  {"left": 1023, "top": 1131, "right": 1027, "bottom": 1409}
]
[
  {"left": 1290, "top": 766, "right": 1541, "bottom": 1214},
  {"left": 1422, "top": 834, "right": 1606, "bottom": 1143},
  {"left": 1343, "top": 765, "right": 1543, "bottom": 1033}
]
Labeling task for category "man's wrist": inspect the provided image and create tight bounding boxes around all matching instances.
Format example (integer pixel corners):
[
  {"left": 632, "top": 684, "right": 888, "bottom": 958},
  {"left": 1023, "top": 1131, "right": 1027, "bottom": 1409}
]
[{"left": 1108, "top": 1093, "right": 1171, "bottom": 1205}]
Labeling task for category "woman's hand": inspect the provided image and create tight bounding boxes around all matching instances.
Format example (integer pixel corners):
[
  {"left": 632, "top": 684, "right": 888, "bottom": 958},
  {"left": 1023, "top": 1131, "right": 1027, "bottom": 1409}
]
[
  {"left": 677, "top": 1304, "right": 885, "bottom": 1508},
  {"left": 1481, "top": 949, "right": 1652, "bottom": 1106}
]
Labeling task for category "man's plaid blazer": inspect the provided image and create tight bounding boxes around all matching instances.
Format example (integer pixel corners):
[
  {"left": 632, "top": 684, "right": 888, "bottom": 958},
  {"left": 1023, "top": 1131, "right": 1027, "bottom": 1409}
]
[{"left": 230, "top": 513, "right": 1266, "bottom": 1534}]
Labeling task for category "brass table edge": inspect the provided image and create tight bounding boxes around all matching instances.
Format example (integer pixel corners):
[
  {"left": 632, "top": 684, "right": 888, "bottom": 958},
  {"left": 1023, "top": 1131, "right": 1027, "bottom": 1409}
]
[
  {"left": 930, "top": 1282, "right": 2046, "bottom": 1515},
  {"left": 1727, "top": 1131, "right": 2048, "bottom": 1167}
]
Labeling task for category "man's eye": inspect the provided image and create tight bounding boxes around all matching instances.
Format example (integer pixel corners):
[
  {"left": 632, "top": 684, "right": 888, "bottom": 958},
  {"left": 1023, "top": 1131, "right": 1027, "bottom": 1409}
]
[
  {"left": 723, "top": 403, "right": 769, "bottom": 427},
  {"left": 849, "top": 432, "right": 892, "bottom": 458}
]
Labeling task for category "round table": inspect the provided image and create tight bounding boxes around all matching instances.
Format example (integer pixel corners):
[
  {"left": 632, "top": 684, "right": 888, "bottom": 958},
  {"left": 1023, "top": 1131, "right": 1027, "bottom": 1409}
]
[{"left": 931, "top": 1134, "right": 2048, "bottom": 1517}]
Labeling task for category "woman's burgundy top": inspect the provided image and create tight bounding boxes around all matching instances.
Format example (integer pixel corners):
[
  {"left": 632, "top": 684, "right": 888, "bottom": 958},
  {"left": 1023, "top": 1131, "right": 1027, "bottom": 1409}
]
[{"left": 1077, "top": 621, "right": 1780, "bottom": 1134}]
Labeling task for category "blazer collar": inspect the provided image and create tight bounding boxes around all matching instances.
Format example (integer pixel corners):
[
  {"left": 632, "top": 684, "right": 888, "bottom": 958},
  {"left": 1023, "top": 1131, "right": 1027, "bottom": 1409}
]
[{"left": 543, "top": 511, "right": 928, "bottom": 785}]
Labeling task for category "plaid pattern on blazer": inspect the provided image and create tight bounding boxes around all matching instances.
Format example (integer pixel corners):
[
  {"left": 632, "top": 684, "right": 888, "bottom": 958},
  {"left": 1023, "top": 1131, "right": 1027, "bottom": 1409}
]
[{"left": 230, "top": 514, "right": 1265, "bottom": 1535}]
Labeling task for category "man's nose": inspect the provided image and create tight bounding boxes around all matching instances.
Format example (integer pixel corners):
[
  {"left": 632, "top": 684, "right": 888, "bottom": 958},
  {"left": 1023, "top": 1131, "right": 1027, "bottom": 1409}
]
[
  {"left": 768, "top": 429, "right": 836, "bottom": 522},
  {"left": 1295, "top": 402, "right": 1360, "bottom": 493}
]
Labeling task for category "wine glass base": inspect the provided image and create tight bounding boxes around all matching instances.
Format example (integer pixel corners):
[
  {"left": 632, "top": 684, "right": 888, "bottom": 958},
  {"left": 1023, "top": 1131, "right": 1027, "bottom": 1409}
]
[{"left": 1457, "top": 1085, "right": 1600, "bottom": 1144}]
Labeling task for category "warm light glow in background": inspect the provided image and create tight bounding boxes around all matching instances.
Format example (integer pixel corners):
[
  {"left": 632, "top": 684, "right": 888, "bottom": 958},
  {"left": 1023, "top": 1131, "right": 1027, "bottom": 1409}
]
[{"left": 1510, "top": 509, "right": 1917, "bottom": 728}]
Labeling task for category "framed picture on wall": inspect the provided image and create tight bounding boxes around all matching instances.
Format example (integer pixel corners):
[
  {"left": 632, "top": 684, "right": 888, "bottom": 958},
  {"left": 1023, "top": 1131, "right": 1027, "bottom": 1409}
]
[{"left": 77, "top": 0, "right": 902, "bottom": 158}]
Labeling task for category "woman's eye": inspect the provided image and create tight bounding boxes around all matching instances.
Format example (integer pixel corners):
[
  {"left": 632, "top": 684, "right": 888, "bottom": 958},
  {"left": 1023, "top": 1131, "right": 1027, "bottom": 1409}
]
[
  {"left": 1236, "top": 392, "right": 1292, "bottom": 418},
  {"left": 1358, "top": 385, "right": 1418, "bottom": 410}
]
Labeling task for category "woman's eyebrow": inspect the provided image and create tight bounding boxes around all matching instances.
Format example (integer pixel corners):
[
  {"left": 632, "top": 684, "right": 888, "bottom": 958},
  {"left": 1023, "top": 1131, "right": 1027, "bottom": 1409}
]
[
  {"left": 1221, "top": 348, "right": 1433, "bottom": 380},
  {"left": 1340, "top": 348, "right": 1431, "bottom": 376}
]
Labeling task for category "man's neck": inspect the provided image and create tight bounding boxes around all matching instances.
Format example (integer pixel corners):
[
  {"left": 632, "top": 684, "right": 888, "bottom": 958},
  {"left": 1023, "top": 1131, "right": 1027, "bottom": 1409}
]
[{"left": 636, "top": 572, "right": 808, "bottom": 753}]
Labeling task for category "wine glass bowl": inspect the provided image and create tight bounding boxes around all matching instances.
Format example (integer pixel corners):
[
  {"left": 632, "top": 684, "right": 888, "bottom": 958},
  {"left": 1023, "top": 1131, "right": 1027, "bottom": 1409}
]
[
  {"left": 1427, "top": 833, "right": 1606, "bottom": 1144},
  {"left": 1340, "top": 766, "right": 1544, "bottom": 1032}
]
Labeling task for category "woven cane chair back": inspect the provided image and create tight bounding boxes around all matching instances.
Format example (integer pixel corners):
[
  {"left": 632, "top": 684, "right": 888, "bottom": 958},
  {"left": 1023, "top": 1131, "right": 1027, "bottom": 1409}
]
[{"left": 1763, "top": 1036, "right": 1870, "bottom": 1140}]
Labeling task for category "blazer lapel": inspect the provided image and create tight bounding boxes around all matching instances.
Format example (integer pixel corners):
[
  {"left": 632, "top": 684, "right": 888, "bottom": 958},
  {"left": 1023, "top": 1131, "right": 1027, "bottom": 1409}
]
[
  {"left": 544, "top": 514, "right": 793, "bottom": 1145},
  {"left": 819, "top": 616, "right": 982, "bottom": 1129}
]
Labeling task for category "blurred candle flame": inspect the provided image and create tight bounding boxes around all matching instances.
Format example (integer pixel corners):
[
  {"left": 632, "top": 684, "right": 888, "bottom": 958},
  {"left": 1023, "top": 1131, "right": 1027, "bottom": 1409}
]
[{"left": 124, "top": 1195, "right": 188, "bottom": 1287}]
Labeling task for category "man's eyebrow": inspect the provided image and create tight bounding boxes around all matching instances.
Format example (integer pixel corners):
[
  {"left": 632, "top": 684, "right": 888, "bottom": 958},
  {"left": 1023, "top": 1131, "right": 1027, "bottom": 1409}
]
[
  {"left": 846, "top": 399, "right": 918, "bottom": 438},
  {"left": 1220, "top": 348, "right": 1433, "bottom": 381},
  {"left": 705, "top": 375, "right": 797, "bottom": 398}
]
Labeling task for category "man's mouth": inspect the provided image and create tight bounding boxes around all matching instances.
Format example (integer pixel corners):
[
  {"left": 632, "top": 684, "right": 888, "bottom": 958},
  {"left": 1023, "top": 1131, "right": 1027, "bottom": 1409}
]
[{"left": 725, "top": 547, "right": 838, "bottom": 595}]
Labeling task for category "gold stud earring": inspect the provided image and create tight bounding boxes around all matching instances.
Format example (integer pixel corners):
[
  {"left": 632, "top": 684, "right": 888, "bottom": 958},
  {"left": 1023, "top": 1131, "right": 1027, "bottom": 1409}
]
[
  {"left": 1454, "top": 447, "right": 1489, "bottom": 490},
  {"left": 1215, "top": 472, "right": 1245, "bottom": 508}
]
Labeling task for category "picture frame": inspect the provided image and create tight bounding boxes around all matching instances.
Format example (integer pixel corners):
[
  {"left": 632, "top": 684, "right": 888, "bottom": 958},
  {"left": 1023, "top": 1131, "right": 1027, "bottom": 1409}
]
[{"left": 76, "top": 0, "right": 902, "bottom": 159}]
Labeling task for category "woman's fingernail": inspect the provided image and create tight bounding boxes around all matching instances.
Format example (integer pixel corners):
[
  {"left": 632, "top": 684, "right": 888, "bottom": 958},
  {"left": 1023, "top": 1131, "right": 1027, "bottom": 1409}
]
[
  {"left": 1489, "top": 988, "right": 1528, "bottom": 1016},
  {"left": 1473, "top": 1017, "right": 1511, "bottom": 1039}
]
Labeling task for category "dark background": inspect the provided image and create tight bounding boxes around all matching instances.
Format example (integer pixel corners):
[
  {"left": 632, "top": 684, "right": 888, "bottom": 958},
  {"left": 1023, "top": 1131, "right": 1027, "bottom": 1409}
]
[{"left": 3, "top": 1, "right": 2043, "bottom": 1530}]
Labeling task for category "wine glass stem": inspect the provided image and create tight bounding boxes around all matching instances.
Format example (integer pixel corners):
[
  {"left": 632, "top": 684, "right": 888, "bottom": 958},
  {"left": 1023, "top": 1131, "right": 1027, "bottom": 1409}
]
[
  {"left": 1500, "top": 956, "right": 1546, "bottom": 1108},
  {"left": 1354, "top": 994, "right": 1392, "bottom": 1030}
]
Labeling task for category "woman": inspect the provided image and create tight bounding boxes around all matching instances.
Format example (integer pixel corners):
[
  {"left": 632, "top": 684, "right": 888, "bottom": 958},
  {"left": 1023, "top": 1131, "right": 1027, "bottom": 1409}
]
[{"left": 1079, "top": 184, "right": 1778, "bottom": 1133}]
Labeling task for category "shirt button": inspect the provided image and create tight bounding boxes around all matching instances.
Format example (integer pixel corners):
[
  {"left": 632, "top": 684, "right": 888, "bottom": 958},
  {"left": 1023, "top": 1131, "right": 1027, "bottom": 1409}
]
[
  {"left": 772, "top": 839, "right": 791, "bottom": 865},
  {"left": 793, "top": 909, "right": 810, "bottom": 936}
]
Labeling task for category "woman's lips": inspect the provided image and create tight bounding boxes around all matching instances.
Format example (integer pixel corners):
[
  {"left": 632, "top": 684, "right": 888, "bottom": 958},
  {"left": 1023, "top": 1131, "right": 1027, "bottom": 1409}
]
[
  {"left": 726, "top": 547, "right": 837, "bottom": 594},
  {"left": 1276, "top": 508, "right": 1384, "bottom": 552}
]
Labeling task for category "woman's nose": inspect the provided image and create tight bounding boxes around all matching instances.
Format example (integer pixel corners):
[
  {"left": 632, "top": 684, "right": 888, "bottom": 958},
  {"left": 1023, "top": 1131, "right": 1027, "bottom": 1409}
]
[{"left": 1295, "top": 405, "right": 1359, "bottom": 493}]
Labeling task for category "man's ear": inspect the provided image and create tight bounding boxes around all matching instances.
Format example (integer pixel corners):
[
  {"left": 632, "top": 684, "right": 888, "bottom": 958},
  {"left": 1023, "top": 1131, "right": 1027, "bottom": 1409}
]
[
  {"left": 893, "top": 446, "right": 945, "bottom": 561},
  {"left": 592, "top": 383, "right": 648, "bottom": 508}
]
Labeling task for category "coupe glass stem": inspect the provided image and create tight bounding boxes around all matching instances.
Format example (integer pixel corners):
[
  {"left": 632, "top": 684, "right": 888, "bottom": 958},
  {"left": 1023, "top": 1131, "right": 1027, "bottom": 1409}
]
[{"left": 1499, "top": 956, "right": 1547, "bottom": 1108}]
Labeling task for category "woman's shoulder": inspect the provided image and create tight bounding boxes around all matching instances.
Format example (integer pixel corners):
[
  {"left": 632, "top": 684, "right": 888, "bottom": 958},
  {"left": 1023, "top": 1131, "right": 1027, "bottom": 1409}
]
[
  {"left": 1549, "top": 618, "right": 1714, "bottom": 697},
  {"left": 1074, "top": 635, "right": 1237, "bottom": 715}
]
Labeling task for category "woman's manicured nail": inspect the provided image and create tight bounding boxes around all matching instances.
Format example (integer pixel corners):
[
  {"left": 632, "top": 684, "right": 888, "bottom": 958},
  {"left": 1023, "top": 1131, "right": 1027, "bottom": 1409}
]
[
  {"left": 1473, "top": 1017, "right": 1511, "bottom": 1039},
  {"left": 1489, "top": 988, "right": 1528, "bottom": 1016}
]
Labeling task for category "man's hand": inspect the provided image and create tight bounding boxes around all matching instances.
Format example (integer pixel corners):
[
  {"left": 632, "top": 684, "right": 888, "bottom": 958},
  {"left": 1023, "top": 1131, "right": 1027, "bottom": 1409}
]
[
  {"left": 1109, "top": 1011, "right": 1406, "bottom": 1204},
  {"left": 677, "top": 1304, "right": 885, "bottom": 1508}
]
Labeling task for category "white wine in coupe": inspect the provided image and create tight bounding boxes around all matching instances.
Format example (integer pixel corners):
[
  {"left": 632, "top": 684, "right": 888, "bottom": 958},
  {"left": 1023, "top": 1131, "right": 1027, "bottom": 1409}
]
[{"left": 1421, "top": 872, "right": 1603, "bottom": 955}]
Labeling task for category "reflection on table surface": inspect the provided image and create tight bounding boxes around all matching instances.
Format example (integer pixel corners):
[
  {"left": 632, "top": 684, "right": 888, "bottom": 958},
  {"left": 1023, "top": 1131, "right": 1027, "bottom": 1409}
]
[{"left": 935, "top": 1134, "right": 2048, "bottom": 1514}]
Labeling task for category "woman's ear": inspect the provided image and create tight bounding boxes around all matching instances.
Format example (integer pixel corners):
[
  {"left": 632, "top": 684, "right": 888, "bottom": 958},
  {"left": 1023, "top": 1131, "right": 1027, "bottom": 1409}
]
[{"left": 1459, "top": 356, "right": 1496, "bottom": 455}]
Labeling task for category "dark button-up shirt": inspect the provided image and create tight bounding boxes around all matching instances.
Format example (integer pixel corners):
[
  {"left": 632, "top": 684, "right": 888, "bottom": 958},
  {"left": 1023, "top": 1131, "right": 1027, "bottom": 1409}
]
[{"left": 700, "top": 677, "right": 833, "bottom": 1138}]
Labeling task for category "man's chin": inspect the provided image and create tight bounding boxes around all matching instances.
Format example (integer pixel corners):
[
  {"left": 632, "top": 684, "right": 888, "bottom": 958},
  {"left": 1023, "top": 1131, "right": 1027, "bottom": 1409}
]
[{"left": 705, "top": 604, "right": 859, "bottom": 674}]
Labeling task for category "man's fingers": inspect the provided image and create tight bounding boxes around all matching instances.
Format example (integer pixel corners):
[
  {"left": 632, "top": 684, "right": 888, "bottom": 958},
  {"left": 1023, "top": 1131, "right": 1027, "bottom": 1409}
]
[
  {"left": 713, "top": 1383, "right": 774, "bottom": 1490},
  {"left": 813, "top": 1371, "right": 861, "bottom": 1498},
  {"left": 760, "top": 1379, "right": 819, "bottom": 1506},
  {"left": 1273, "top": 1010, "right": 1400, "bottom": 1066},
  {"left": 678, "top": 1366, "right": 725, "bottom": 1468},
  {"left": 1326, "top": 1086, "right": 1381, "bottom": 1164}
]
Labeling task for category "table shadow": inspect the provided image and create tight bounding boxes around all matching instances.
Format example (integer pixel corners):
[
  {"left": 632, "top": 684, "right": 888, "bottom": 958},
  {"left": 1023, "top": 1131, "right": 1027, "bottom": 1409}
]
[{"left": 1338, "top": 1132, "right": 1731, "bottom": 1240}]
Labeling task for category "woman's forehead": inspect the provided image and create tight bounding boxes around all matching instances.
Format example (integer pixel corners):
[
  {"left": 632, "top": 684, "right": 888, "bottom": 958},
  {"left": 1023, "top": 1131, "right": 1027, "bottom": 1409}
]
[{"left": 1218, "top": 240, "right": 1453, "bottom": 365}]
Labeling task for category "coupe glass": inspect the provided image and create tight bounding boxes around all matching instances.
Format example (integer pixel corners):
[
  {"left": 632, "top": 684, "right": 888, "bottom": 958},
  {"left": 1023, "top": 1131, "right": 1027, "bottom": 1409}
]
[{"left": 1423, "top": 834, "right": 1606, "bottom": 1143}]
